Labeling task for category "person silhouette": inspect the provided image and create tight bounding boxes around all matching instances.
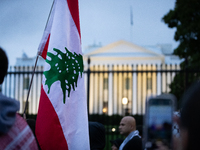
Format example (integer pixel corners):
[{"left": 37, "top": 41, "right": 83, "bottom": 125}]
[
  {"left": 0, "top": 47, "right": 38, "bottom": 149},
  {"left": 174, "top": 81, "right": 200, "bottom": 150}
]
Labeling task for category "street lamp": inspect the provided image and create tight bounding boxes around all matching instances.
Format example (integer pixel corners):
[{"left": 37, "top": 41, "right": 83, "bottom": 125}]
[
  {"left": 102, "top": 107, "right": 107, "bottom": 113},
  {"left": 122, "top": 97, "right": 128, "bottom": 105},
  {"left": 122, "top": 97, "right": 128, "bottom": 116}
]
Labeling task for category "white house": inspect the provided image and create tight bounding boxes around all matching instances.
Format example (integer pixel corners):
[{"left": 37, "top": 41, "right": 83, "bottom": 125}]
[
  {"left": 83, "top": 40, "right": 181, "bottom": 115},
  {"left": 8, "top": 40, "right": 181, "bottom": 115}
]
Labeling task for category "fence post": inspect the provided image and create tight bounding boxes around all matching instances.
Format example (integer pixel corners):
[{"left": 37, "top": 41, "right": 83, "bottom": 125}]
[{"left": 87, "top": 57, "right": 90, "bottom": 116}]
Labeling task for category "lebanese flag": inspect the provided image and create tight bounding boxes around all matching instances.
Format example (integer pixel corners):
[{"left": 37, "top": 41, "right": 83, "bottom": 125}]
[{"left": 35, "top": 0, "right": 90, "bottom": 150}]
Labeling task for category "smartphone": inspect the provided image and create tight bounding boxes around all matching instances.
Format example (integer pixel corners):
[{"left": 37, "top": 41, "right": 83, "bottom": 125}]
[{"left": 144, "top": 94, "right": 176, "bottom": 149}]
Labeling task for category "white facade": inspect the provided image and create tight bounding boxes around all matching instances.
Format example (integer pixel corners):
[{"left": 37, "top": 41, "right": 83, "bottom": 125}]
[
  {"left": 83, "top": 40, "right": 181, "bottom": 115},
  {"left": 8, "top": 40, "right": 182, "bottom": 115}
]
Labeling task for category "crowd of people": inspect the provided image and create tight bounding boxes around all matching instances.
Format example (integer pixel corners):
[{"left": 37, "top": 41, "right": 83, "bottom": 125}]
[{"left": 1, "top": 46, "right": 200, "bottom": 150}]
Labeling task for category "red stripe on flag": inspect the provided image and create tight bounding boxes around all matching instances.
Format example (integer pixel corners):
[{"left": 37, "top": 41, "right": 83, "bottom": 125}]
[
  {"left": 41, "top": 34, "right": 50, "bottom": 59},
  {"left": 35, "top": 86, "right": 68, "bottom": 150},
  {"left": 66, "top": 0, "right": 81, "bottom": 38}
]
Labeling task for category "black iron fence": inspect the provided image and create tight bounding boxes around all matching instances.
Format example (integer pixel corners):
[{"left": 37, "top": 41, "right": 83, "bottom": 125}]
[
  {"left": 1, "top": 63, "right": 199, "bottom": 149},
  {"left": 86, "top": 63, "right": 182, "bottom": 116},
  {"left": 1, "top": 64, "right": 184, "bottom": 114}
]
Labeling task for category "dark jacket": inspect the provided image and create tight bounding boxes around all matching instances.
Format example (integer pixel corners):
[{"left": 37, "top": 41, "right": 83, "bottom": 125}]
[
  {"left": 89, "top": 122, "right": 105, "bottom": 150},
  {"left": 122, "top": 136, "right": 142, "bottom": 150}
]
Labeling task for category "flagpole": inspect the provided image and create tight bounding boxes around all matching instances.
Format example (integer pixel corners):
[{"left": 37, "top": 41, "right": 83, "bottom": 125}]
[
  {"left": 23, "top": 55, "right": 39, "bottom": 119},
  {"left": 44, "top": 0, "right": 55, "bottom": 30},
  {"left": 23, "top": 0, "right": 55, "bottom": 119}
]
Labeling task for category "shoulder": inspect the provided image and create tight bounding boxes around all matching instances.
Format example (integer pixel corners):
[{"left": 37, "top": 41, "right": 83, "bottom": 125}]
[
  {"left": 123, "top": 136, "right": 142, "bottom": 150},
  {"left": 130, "top": 136, "right": 142, "bottom": 141},
  {"left": 0, "top": 93, "right": 19, "bottom": 108},
  {"left": 0, "top": 114, "right": 39, "bottom": 150},
  {"left": 0, "top": 93, "right": 19, "bottom": 116},
  {"left": 0, "top": 94, "right": 20, "bottom": 134}
]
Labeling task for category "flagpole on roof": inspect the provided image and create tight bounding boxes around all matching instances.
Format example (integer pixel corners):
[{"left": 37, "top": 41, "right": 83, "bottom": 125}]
[
  {"left": 23, "top": 0, "right": 55, "bottom": 119},
  {"left": 130, "top": 6, "right": 133, "bottom": 43}
]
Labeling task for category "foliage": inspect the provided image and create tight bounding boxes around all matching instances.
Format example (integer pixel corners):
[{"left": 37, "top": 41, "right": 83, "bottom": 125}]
[
  {"left": 88, "top": 114, "right": 143, "bottom": 126},
  {"left": 88, "top": 114, "right": 122, "bottom": 125},
  {"left": 162, "top": 0, "right": 200, "bottom": 105},
  {"left": 25, "top": 113, "right": 143, "bottom": 126}
]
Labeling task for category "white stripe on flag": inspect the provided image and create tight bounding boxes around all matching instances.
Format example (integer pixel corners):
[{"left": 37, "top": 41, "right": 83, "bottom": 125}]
[{"left": 37, "top": 0, "right": 90, "bottom": 149}]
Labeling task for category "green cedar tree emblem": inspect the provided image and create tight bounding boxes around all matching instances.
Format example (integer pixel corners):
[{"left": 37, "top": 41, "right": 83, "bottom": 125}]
[{"left": 44, "top": 47, "right": 83, "bottom": 103}]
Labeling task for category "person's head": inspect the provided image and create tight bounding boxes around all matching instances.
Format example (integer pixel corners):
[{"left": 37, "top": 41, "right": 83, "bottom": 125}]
[
  {"left": 89, "top": 121, "right": 105, "bottom": 150},
  {"left": 177, "top": 81, "right": 200, "bottom": 150},
  {"left": 110, "top": 138, "right": 124, "bottom": 150},
  {"left": 119, "top": 116, "right": 136, "bottom": 137},
  {"left": 0, "top": 47, "right": 8, "bottom": 84}
]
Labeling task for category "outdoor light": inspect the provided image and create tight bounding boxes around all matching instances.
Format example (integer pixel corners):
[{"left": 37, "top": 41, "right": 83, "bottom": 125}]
[
  {"left": 102, "top": 107, "right": 107, "bottom": 113},
  {"left": 122, "top": 97, "right": 128, "bottom": 105},
  {"left": 112, "top": 128, "right": 116, "bottom": 132}
]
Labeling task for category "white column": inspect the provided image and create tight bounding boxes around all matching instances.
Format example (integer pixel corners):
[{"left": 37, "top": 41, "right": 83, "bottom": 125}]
[
  {"left": 98, "top": 65, "right": 103, "bottom": 114},
  {"left": 108, "top": 65, "right": 113, "bottom": 115},
  {"left": 157, "top": 65, "right": 161, "bottom": 95},
  {"left": 132, "top": 65, "right": 137, "bottom": 115},
  {"left": 113, "top": 67, "right": 117, "bottom": 114},
  {"left": 89, "top": 66, "right": 94, "bottom": 114}
]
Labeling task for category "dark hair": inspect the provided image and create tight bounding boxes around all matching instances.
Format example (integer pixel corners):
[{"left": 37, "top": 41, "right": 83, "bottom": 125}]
[
  {"left": 0, "top": 47, "right": 8, "bottom": 84},
  {"left": 180, "top": 81, "right": 200, "bottom": 150},
  {"left": 89, "top": 122, "right": 105, "bottom": 150}
]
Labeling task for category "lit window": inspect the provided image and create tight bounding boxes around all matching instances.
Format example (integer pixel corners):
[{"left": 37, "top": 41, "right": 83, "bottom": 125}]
[
  {"left": 125, "top": 77, "right": 130, "bottom": 90},
  {"left": 103, "top": 101, "right": 108, "bottom": 114},
  {"left": 147, "top": 77, "right": 152, "bottom": 90},
  {"left": 23, "top": 77, "right": 29, "bottom": 90},
  {"left": 103, "top": 78, "right": 108, "bottom": 90}
]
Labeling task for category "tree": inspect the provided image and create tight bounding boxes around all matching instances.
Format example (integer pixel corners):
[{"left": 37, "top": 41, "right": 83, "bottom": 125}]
[{"left": 162, "top": 0, "right": 200, "bottom": 106}]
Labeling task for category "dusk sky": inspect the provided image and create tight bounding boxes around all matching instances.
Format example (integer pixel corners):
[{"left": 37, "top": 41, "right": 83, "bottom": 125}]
[{"left": 0, "top": 0, "right": 177, "bottom": 66}]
